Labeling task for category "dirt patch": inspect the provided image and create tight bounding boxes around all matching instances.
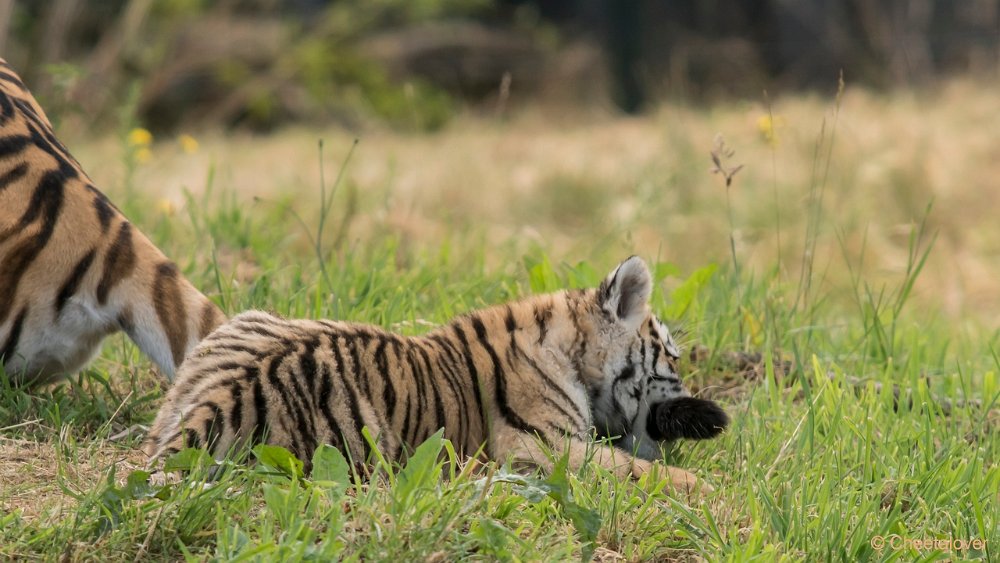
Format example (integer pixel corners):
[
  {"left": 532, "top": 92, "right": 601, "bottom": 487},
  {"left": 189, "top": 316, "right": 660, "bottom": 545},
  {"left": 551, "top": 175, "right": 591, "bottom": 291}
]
[{"left": 0, "top": 435, "right": 148, "bottom": 522}]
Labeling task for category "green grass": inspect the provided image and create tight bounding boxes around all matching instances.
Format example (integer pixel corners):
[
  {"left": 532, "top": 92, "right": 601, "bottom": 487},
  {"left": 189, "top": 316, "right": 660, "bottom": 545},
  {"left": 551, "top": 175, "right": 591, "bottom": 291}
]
[{"left": 2, "top": 94, "right": 999, "bottom": 561}]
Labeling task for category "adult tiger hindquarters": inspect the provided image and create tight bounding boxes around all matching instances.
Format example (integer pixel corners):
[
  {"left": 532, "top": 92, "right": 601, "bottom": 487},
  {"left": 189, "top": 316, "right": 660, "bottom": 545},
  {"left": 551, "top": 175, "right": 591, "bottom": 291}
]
[
  {"left": 0, "top": 58, "right": 225, "bottom": 385},
  {"left": 145, "top": 256, "right": 715, "bottom": 493}
]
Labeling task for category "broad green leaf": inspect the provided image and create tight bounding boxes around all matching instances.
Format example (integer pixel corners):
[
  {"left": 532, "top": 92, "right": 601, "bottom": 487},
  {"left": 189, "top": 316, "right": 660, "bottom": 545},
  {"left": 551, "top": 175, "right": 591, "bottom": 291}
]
[
  {"left": 254, "top": 444, "right": 305, "bottom": 479},
  {"left": 311, "top": 444, "right": 350, "bottom": 499},
  {"left": 484, "top": 468, "right": 553, "bottom": 502},
  {"left": 394, "top": 429, "right": 444, "bottom": 510},
  {"left": 163, "top": 447, "right": 217, "bottom": 473},
  {"left": 262, "top": 483, "right": 295, "bottom": 528},
  {"left": 510, "top": 476, "right": 554, "bottom": 503},
  {"left": 123, "top": 470, "right": 157, "bottom": 500}
]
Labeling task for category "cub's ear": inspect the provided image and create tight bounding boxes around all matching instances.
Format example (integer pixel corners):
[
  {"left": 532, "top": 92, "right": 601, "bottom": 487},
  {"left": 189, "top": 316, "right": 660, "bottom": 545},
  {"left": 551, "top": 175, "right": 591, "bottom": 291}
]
[{"left": 598, "top": 256, "right": 652, "bottom": 329}]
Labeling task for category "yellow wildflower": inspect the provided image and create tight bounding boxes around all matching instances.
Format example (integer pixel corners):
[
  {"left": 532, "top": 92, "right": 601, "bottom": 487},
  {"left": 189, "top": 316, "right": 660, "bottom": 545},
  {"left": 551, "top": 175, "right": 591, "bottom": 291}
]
[
  {"left": 156, "top": 198, "right": 176, "bottom": 216},
  {"left": 127, "top": 127, "right": 153, "bottom": 147},
  {"left": 134, "top": 147, "right": 152, "bottom": 163},
  {"left": 742, "top": 308, "right": 764, "bottom": 347},
  {"left": 178, "top": 133, "right": 199, "bottom": 154},
  {"left": 756, "top": 114, "right": 784, "bottom": 146}
]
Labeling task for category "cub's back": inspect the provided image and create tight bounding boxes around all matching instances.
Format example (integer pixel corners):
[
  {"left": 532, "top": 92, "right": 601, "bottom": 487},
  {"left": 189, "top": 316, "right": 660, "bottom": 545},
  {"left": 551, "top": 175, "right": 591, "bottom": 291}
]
[
  {"left": 145, "top": 310, "right": 406, "bottom": 464},
  {"left": 157, "top": 310, "right": 340, "bottom": 408}
]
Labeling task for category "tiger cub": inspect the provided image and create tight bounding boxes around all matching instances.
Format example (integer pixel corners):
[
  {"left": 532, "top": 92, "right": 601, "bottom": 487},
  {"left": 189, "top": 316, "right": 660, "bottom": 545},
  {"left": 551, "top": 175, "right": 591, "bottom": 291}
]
[
  {"left": 0, "top": 58, "right": 225, "bottom": 384},
  {"left": 146, "top": 257, "right": 721, "bottom": 491}
]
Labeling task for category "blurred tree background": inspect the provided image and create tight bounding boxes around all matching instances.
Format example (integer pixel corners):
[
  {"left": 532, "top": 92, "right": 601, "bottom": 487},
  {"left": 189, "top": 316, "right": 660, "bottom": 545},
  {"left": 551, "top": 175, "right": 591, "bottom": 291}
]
[{"left": 2, "top": 0, "right": 998, "bottom": 132}]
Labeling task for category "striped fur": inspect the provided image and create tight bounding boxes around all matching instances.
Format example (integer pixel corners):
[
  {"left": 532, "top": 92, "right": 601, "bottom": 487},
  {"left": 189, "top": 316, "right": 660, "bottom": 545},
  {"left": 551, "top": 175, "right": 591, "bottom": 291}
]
[
  {"left": 0, "top": 58, "right": 225, "bottom": 384},
  {"left": 146, "top": 257, "right": 712, "bottom": 491}
]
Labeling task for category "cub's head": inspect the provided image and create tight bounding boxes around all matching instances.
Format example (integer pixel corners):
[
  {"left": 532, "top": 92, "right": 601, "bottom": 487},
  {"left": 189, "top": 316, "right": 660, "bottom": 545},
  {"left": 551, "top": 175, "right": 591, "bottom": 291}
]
[{"left": 580, "top": 256, "right": 727, "bottom": 453}]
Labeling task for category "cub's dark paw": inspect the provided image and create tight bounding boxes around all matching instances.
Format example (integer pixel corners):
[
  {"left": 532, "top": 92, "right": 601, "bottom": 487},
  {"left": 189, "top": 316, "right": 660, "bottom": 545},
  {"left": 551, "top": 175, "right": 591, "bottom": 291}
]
[{"left": 647, "top": 397, "right": 729, "bottom": 442}]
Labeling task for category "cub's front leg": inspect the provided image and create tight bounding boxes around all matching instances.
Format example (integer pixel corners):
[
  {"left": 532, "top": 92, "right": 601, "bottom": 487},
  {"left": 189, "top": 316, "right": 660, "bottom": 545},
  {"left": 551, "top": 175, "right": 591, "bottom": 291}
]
[
  {"left": 496, "top": 427, "right": 710, "bottom": 494},
  {"left": 615, "top": 432, "right": 665, "bottom": 462}
]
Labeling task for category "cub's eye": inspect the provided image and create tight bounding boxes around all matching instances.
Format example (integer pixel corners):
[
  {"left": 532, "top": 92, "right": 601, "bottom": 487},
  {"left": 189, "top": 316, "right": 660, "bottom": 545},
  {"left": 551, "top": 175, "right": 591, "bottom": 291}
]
[
  {"left": 650, "top": 372, "right": 676, "bottom": 382},
  {"left": 664, "top": 341, "right": 681, "bottom": 359}
]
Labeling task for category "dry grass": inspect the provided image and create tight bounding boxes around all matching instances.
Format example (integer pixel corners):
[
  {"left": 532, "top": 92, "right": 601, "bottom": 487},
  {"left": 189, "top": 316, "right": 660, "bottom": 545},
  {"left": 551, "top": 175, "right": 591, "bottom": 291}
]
[
  {"left": 71, "top": 78, "right": 1000, "bottom": 326},
  {"left": 0, "top": 433, "right": 147, "bottom": 521}
]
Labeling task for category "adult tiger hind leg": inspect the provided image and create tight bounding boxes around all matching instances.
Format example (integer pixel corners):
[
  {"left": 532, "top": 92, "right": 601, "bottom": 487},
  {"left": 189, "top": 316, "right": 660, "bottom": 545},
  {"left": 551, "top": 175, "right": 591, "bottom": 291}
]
[
  {"left": 0, "top": 58, "right": 226, "bottom": 385},
  {"left": 495, "top": 427, "right": 712, "bottom": 495}
]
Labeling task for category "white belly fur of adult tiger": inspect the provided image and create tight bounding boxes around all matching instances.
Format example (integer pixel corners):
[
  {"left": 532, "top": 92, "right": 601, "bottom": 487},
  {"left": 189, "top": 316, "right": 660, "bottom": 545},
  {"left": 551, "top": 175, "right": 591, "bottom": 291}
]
[
  {"left": 0, "top": 58, "right": 225, "bottom": 384},
  {"left": 146, "top": 257, "right": 728, "bottom": 492}
]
